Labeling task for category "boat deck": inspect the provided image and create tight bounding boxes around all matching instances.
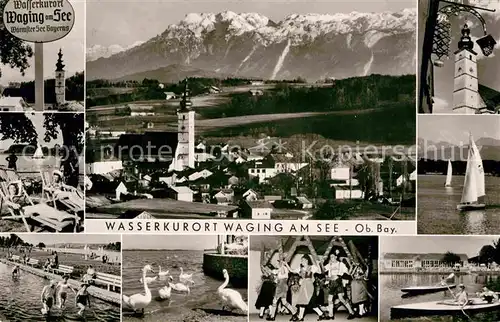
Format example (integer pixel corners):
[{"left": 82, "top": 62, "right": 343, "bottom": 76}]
[{"left": 391, "top": 299, "right": 500, "bottom": 319}]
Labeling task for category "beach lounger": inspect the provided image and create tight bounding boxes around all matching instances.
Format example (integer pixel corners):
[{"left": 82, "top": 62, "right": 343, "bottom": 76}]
[
  {"left": 41, "top": 170, "right": 84, "bottom": 214},
  {"left": 0, "top": 181, "right": 78, "bottom": 232}
]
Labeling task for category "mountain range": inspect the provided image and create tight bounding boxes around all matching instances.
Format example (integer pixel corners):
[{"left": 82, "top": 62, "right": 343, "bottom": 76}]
[
  {"left": 418, "top": 137, "right": 500, "bottom": 161},
  {"left": 87, "top": 9, "right": 416, "bottom": 82}
]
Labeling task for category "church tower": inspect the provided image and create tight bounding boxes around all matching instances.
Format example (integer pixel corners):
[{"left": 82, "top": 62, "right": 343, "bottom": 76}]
[
  {"left": 453, "top": 24, "right": 479, "bottom": 114},
  {"left": 55, "top": 49, "right": 66, "bottom": 107},
  {"left": 175, "top": 80, "right": 195, "bottom": 170}
]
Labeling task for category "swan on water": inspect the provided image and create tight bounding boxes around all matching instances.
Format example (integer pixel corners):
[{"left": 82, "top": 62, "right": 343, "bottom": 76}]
[
  {"left": 139, "top": 275, "right": 158, "bottom": 284},
  {"left": 123, "top": 264, "right": 155, "bottom": 314},
  {"left": 179, "top": 267, "right": 195, "bottom": 285},
  {"left": 158, "top": 276, "right": 173, "bottom": 300},
  {"left": 217, "top": 269, "right": 248, "bottom": 314},
  {"left": 169, "top": 276, "right": 191, "bottom": 294},
  {"left": 158, "top": 266, "right": 169, "bottom": 280}
]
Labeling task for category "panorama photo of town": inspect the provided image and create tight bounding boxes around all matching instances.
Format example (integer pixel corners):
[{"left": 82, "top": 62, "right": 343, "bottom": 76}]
[{"left": 85, "top": 0, "right": 417, "bottom": 221}]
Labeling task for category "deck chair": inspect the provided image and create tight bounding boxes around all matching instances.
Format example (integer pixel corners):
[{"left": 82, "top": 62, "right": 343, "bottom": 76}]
[
  {"left": 41, "top": 170, "right": 84, "bottom": 214},
  {"left": 0, "top": 181, "right": 31, "bottom": 232},
  {"left": 0, "top": 181, "right": 77, "bottom": 232}
]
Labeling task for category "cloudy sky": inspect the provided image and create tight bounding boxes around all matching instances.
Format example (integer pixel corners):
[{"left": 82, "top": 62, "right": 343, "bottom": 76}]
[
  {"left": 87, "top": 0, "right": 415, "bottom": 48},
  {"left": 0, "top": 0, "right": 84, "bottom": 85},
  {"left": 123, "top": 235, "right": 218, "bottom": 250},
  {"left": 0, "top": 233, "right": 119, "bottom": 245},
  {"left": 381, "top": 236, "right": 498, "bottom": 257},
  {"left": 418, "top": 115, "right": 500, "bottom": 145}
]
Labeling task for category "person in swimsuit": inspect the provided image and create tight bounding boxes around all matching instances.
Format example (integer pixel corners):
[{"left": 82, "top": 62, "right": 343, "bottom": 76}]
[
  {"left": 41, "top": 280, "right": 57, "bottom": 315},
  {"left": 56, "top": 275, "right": 76, "bottom": 309},
  {"left": 11, "top": 265, "right": 20, "bottom": 278},
  {"left": 75, "top": 282, "right": 91, "bottom": 316},
  {"left": 454, "top": 284, "right": 469, "bottom": 306},
  {"left": 83, "top": 265, "right": 97, "bottom": 284}
]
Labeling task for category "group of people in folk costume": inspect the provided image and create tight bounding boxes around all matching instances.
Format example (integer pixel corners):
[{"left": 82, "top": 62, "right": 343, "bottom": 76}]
[{"left": 255, "top": 249, "right": 371, "bottom": 321}]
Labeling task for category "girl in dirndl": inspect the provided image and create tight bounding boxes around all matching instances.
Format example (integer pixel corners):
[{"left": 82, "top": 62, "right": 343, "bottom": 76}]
[
  {"left": 255, "top": 263, "right": 277, "bottom": 319},
  {"left": 267, "top": 253, "right": 297, "bottom": 321},
  {"left": 350, "top": 264, "right": 370, "bottom": 317},
  {"left": 287, "top": 254, "right": 319, "bottom": 321}
]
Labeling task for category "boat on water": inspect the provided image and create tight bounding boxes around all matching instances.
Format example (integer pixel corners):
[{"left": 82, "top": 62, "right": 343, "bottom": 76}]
[
  {"left": 401, "top": 284, "right": 456, "bottom": 296},
  {"left": 457, "top": 135, "right": 485, "bottom": 211},
  {"left": 390, "top": 298, "right": 500, "bottom": 319},
  {"left": 32, "top": 144, "right": 44, "bottom": 159},
  {"left": 445, "top": 160, "right": 452, "bottom": 187}
]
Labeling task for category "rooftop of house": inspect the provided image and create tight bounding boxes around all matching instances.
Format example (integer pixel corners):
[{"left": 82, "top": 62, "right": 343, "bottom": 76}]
[
  {"left": 0, "top": 96, "right": 25, "bottom": 106},
  {"left": 245, "top": 200, "right": 274, "bottom": 209},
  {"left": 296, "top": 196, "right": 312, "bottom": 204},
  {"left": 478, "top": 84, "right": 500, "bottom": 112},
  {"left": 170, "top": 186, "right": 194, "bottom": 194},
  {"left": 116, "top": 131, "right": 178, "bottom": 159}
]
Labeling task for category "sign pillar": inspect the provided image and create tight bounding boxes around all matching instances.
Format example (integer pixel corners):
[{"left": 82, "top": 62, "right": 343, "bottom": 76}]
[{"left": 34, "top": 43, "right": 44, "bottom": 111}]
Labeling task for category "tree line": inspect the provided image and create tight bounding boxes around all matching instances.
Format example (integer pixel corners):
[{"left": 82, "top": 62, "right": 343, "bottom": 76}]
[
  {"left": 199, "top": 74, "right": 415, "bottom": 119},
  {"left": 418, "top": 159, "right": 500, "bottom": 176},
  {"left": 0, "top": 234, "right": 31, "bottom": 248},
  {"left": 2, "top": 72, "right": 84, "bottom": 103}
]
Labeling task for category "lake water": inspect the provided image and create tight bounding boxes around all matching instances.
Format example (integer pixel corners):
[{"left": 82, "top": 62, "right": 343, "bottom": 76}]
[
  {"left": 0, "top": 261, "right": 120, "bottom": 321},
  {"left": 380, "top": 273, "right": 500, "bottom": 322},
  {"left": 0, "top": 154, "right": 84, "bottom": 176},
  {"left": 418, "top": 175, "right": 500, "bottom": 234},
  {"left": 122, "top": 249, "right": 248, "bottom": 322}
]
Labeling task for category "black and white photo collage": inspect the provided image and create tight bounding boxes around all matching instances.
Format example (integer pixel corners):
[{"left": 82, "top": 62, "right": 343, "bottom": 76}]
[{"left": 2, "top": 0, "right": 500, "bottom": 320}]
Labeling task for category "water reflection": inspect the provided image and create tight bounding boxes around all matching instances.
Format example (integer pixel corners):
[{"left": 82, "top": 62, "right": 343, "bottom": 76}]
[
  {"left": 381, "top": 273, "right": 500, "bottom": 321},
  {"left": 460, "top": 210, "right": 487, "bottom": 235}
]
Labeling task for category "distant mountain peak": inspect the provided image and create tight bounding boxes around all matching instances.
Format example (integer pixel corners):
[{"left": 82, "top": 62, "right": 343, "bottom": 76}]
[{"left": 87, "top": 8, "right": 416, "bottom": 81}]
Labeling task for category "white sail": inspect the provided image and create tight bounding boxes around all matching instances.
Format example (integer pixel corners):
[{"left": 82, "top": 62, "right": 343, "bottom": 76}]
[
  {"left": 461, "top": 152, "right": 477, "bottom": 204},
  {"left": 33, "top": 144, "right": 44, "bottom": 159},
  {"left": 460, "top": 135, "right": 485, "bottom": 203},
  {"left": 470, "top": 137, "right": 485, "bottom": 198},
  {"left": 445, "top": 160, "right": 452, "bottom": 186}
]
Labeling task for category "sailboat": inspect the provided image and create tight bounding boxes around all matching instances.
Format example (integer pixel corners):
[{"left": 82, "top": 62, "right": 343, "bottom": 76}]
[
  {"left": 444, "top": 160, "right": 452, "bottom": 187},
  {"left": 32, "top": 144, "right": 44, "bottom": 159},
  {"left": 457, "top": 135, "right": 485, "bottom": 211}
]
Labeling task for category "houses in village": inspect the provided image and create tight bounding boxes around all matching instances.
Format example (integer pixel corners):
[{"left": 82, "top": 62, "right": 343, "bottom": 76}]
[
  {"left": 381, "top": 252, "right": 469, "bottom": 272},
  {"left": 86, "top": 83, "right": 415, "bottom": 220}
]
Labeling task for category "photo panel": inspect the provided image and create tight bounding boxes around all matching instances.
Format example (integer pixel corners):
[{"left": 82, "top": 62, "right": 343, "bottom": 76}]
[
  {"left": 121, "top": 234, "right": 248, "bottom": 321},
  {"left": 85, "top": 0, "right": 416, "bottom": 225},
  {"left": 0, "top": 112, "right": 84, "bottom": 233},
  {"left": 418, "top": 0, "right": 500, "bottom": 114},
  {"left": 0, "top": 0, "right": 85, "bottom": 112},
  {"left": 417, "top": 114, "right": 500, "bottom": 235},
  {"left": 0, "top": 233, "right": 121, "bottom": 321},
  {"left": 249, "top": 235, "right": 378, "bottom": 321},
  {"left": 380, "top": 235, "right": 500, "bottom": 321}
]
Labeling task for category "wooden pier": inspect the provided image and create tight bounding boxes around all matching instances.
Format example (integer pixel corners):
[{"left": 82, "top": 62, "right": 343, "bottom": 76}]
[{"left": 1, "top": 259, "right": 120, "bottom": 305}]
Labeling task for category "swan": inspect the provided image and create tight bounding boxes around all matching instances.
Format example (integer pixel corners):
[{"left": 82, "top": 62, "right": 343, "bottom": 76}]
[
  {"left": 139, "top": 275, "right": 158, "bottom": 284},
  {"left": 179, "top": 267, "right": 195, "bottom": 285},
  {"left": 158, "top": 266, "right": 169, "bottom": 280},
  {"left": 123, "top": 264, "right": 155, "bottom": 314},
  {"left": 158, "top": 277, "right": 173, "bottom": 300},
  {"left": 218, "top": 269, "right": 248, "bottom": 313},
  {"left": 169, "top": 276, "right": 191, "bottom": 294}
]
